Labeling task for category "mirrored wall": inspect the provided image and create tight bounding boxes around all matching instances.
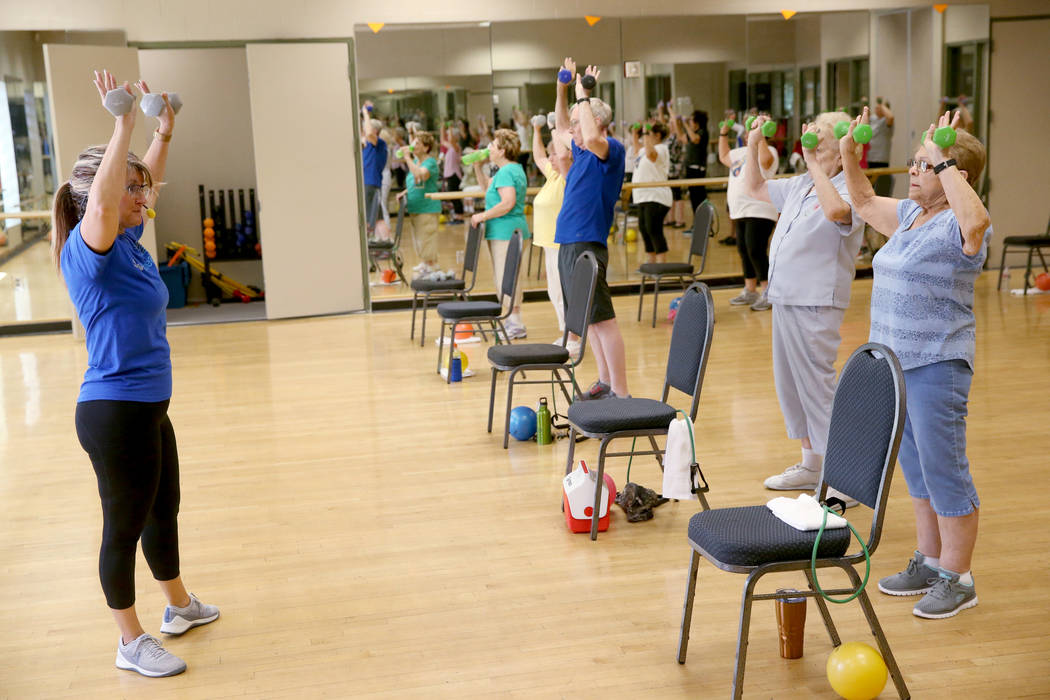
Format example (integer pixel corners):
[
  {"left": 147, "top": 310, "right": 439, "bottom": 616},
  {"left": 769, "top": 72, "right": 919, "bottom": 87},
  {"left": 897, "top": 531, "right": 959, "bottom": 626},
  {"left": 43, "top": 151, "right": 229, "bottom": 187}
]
[{"left": 354, "top": 9, "right": 989, "bottom": 304}]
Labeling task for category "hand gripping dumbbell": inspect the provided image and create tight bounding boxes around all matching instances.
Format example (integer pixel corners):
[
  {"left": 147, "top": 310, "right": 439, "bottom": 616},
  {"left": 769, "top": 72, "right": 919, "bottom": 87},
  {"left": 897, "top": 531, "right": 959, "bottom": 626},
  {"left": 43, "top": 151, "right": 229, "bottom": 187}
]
[
  {"left": 558, "top": 68, "right": 573, "bottom": 84},
  {"left": 547, "top": 112, "right": 557, "bottom": 130},
  {"left": 103, "top": 88, "right": 134, "bottom": 117},
  {"left": 141, "top": 92, "right": 184, "bottom": 117},
  {"left": 395, "top": 145, "right": 415, "bottom": 159},
  {"left": 831, "top": 120, "right": 873, "bottom": 145},
  {"left": 531, "top": 114, "right": 547, "bottom": 127},
  {"left": 580, "top": 74, "right": 597, "bottom": 90},
  {"left": 746, "top": 116, "right": 777, "bottom": 138},
  {"left": 932, "top": 125, "right": 957, "bottom": 149},
  {"left": 718, "top": 118, "right": 735, "bottom": 131}
]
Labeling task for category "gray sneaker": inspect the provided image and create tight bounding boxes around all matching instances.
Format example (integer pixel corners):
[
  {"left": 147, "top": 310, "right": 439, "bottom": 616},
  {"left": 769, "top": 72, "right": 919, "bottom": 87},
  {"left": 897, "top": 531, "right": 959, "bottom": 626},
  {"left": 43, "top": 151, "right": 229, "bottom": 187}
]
[
  {"left": 913, "top": 571, "right": 978, "bottom": 619},
  {"left": 763, "top": 463, "right": 820, "bottom": 491},
  {"left": 577, "top": 380, "right": 612, "bottom": 401},
  {"left": 160, "top": 593, "right": 220, "bottom": 636},
  {"left": 115, "top": 633, "right": 187, "bottom": 677},
  {"left": 730, "top": 290, "right": 760, "bottom": 306},
  {"left": 878, "top": 551, "right": 940, "bottom": 596},
  {"left": 750, "top": 292, "right": 771, "bottom": 311}
]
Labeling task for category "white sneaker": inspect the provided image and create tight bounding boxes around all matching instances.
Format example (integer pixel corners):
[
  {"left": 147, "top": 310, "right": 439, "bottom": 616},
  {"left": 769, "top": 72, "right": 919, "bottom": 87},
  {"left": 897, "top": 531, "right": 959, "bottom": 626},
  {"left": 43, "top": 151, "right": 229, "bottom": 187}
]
[
  {"left": 115, "top": 633, "right": 187, "bottom": 677},
  {"left": 566, "top": 339, "right": 582, "bottom": 362},
  {"left": 763, "top": 463, "right": 820, "bottom": 491},
  {"left": 730, "top": 290, "right": 760, "bottom": 306},
  {"left": 503, "top": 323, "right": 527, "bottom": 340},
  {"left": 160, "top": 593, "right": 220, "bottom": 636}
]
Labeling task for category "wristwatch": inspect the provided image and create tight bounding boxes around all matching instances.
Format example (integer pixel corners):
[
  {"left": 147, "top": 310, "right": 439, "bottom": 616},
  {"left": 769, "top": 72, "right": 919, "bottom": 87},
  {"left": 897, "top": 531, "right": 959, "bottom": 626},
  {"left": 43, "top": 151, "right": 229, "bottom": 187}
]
[
  {"left": 933, "top": 158, "right": 957, "bottom": 175},
  {"left": 575, "top": 97, "right": 590, "bottom": 105}
]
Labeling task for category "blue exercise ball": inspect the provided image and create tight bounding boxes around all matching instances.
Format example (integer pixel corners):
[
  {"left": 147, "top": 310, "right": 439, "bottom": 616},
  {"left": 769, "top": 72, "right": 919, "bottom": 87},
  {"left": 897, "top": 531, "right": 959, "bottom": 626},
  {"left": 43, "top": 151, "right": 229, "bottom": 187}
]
[
  {"left": 508, "top": 406, "right": 537, "bottom": 441},
  {"left": 669, "top": 296, "right": 683, "bottom": 312}
]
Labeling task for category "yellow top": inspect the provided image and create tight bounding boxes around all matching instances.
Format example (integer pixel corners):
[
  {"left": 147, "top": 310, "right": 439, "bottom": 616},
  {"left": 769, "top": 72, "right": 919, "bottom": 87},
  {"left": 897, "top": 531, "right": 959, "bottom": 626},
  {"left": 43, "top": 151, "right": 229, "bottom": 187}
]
[{"left": 531, "top": 162, "right": 565, "bottom": 249}]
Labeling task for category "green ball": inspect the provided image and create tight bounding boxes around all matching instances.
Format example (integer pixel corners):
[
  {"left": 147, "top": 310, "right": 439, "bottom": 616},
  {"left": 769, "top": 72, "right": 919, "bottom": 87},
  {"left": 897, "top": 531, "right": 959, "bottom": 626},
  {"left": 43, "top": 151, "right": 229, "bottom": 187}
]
[
  {"left": 833, "top": 121, "right": 850, "bottom": 140},
  {"left": 933, "top": 126, "right": 957, "bottom": 149},
  {"left": 853, "top": 123, "right": 873, "bottom": 144},
  {"left": 801, "top": 132, "right": 819, "bottom": 150},
  {"left": 761, "top": 120, "right": 777, "bottom": 138}
]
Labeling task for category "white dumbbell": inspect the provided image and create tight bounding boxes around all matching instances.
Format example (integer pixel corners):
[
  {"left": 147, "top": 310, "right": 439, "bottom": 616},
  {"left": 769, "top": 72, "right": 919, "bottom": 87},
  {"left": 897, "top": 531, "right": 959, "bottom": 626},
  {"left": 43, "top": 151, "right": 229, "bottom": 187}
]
[
  {"left": 141, "top": 92, "right": 184, "bottom": 117},
  {"left": 547, "top": 112, "right": 556, "bottom": 130},
  {"left": 103, "top": 88, "right": 134, "bottom": 116},
  {"left": 530, "top": 114, "right": 546, "bottom": 127}
]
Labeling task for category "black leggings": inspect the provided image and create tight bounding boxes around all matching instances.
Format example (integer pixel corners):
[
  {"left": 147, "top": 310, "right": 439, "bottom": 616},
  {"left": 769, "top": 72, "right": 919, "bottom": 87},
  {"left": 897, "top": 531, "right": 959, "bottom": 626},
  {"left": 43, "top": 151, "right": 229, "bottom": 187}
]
[
  {"left": 638, "top": 201, "right": 670, "bottom": 254},
  {"left": 686, "top": 164, "right": 708, "bottom": 216},
  {"left": 75, "top": 399, "right": 181, "bottom": 609},
  {"left": 443, "top": 174, "right": 463, "bottom": 214},
  {"left": 735, "top": 217, "right": 775, "bottom": 281}
]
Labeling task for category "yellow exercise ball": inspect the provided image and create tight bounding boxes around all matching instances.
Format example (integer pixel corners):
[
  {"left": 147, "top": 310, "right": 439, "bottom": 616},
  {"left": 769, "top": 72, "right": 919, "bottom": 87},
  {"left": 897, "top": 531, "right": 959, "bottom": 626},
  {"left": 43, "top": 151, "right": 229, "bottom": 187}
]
[
  {"left": 625, "top": 228, "right": 638, "bottom": 242},
  {"left": 439, "top": 214, "right": 448, "bottom": 224},
  {"left": 826, "top": 642, "right": 888, "bottom": 700},
  {"left": 443, "top": 350, "right": 469, "bottom": 372},
  {"left": 524, "top": 204, "right": 532, "bottom": 215}
]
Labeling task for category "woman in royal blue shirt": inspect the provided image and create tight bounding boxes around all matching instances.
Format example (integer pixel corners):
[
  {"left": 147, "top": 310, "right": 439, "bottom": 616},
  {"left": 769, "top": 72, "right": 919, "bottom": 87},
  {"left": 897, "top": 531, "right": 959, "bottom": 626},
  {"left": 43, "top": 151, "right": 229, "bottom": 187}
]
[{"left": 53, "top": 70, "right": 219, "bottom": 678}]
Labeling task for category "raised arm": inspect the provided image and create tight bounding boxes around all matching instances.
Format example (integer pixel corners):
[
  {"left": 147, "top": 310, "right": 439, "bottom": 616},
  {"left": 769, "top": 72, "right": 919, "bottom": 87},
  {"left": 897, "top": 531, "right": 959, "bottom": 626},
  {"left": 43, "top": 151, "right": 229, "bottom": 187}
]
[
  {"left": 717, "top": 121, "right": 733, "bottom": 168},
  {"left": 924, "top": 111, "right": 991, "bottom": 256},
  {"left": 361, "top": 102, "right": 378, "bottom": 145},
  {"left": 839, "top": 107, "right": 899, "bottom": 236},
  {"left": 81, "top": 70, "right": 137, "bottom": 254},
  {"left": 742, "top": 119, "right": 772, "bottom": 204},
  {"left": 554, "top": 58, "right": 575, "bottom": 151},
  {"left": 874, "top": 99, "right": 894, "bottom": 127},
  {"left": 793, "top": 118, "right": 851, "bottom": 225},
  {"left": 135, "top": 80, "right": 175, "bottom": 194},
  {"left": 532, "top": 122, "right": 551, "bottom": 174},
  {"left": 575, "top": 65, "right": 608, "bottom": 160},
  {"left": 472, "top": 158, "right": 490, "bottom": 191}
]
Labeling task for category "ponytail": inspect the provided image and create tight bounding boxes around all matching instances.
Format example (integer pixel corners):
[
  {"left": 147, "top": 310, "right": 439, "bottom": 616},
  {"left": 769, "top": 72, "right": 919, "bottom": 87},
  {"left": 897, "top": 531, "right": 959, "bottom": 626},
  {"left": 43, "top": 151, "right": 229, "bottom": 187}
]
[{"left": 51, "top": 182, "right": 81, "bottom": 275}]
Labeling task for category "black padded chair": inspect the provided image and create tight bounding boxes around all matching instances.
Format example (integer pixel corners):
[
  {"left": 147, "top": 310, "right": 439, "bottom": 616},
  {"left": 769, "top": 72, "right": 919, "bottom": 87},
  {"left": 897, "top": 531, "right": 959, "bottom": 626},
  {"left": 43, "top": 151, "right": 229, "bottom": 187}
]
[
  {"left": 435, "top": 230, "right": 522, "bottom": 383},
  {"left": 564, "top": 282, "right": 715, "bottom": 540},
  {"left": 487, "top": 251, "right": 598, "bottom": 448},
  {"left": 996, "top": 216, "right": 1050, "bottom": 294},
  {"left": 368, "top": 202, "right": 407, "bottom": 286},
  {"left": 677, "top": 343, "right": 910, "bottom": 700},
  {"left": 637, "top": 201, "right": 713, "bottom": 327},
  {"left": 410, "top": 222, "right": 483, "bottom": 347}
]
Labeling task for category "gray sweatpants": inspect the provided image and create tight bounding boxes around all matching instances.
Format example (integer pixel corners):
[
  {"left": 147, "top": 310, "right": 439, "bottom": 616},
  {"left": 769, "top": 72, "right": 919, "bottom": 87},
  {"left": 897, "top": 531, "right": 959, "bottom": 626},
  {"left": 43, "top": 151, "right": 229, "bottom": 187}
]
[{"left": 771, "top": 303, "right": 846, "bottom": 456}]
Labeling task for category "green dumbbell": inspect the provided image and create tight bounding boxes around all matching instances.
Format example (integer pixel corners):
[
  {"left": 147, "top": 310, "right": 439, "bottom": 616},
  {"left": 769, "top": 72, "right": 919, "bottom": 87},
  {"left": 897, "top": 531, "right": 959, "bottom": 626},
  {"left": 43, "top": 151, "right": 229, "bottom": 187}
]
[
  {"left": 761, "top": 120, "right": 777, "bottom": 138},
  {"left": 833, "top": 121, "right": 850, "bottom": 140},
  {"left": 933, "top": 126, "right": 957, "bottom": 149},
  {"left": 395, "top": 145, "right": 415, "bottom": 159},
  {"left": 718, "top": 118, "right": 735, "bottom": 130},
  {"left": 631, "top": 122, "right": 642, "bottom": 131},
  {"left": 462, "top": 148, "right": 490, "bottom": 165},
  {"left": 745, "top": 115, "right": 757, "bottom": 132},
  {"left": 801, "top": 132, "right": 819, "bottom": 150},
  {"left": 852, "top": 123, "right": 873, "bottom": 144}
]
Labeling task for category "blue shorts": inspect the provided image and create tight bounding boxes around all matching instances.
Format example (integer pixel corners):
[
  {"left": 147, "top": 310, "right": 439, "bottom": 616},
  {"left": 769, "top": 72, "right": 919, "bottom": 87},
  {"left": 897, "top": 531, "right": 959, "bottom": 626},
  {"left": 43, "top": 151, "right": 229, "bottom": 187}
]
[{"left": 898, "top": 359, "right": 979, "bottom": 517}]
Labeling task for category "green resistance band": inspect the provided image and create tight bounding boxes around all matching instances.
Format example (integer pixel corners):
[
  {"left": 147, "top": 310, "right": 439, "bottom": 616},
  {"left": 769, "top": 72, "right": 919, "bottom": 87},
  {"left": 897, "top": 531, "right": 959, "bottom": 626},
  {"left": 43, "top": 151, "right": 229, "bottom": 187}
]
[{"left": 810, "top": 504, "right": 871, "bottom": 603}]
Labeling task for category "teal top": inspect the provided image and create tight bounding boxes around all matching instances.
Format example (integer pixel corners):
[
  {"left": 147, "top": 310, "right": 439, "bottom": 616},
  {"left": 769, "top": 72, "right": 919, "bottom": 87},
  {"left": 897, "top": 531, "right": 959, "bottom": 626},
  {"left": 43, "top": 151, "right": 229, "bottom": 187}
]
[
  {"left": 484, "top": 162, "right": 530, "bottom": 241},
  {"left": 405, "top": 157, "right": 442, "bottom": 214}
]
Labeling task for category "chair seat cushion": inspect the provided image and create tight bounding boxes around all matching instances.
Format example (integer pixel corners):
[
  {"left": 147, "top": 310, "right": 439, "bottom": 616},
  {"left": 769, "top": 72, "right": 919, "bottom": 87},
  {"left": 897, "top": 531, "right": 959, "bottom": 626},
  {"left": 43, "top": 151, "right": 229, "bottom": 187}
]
[
  {"left": 1002, "top": 235, "right": 1050, "bottom": 246},
  {"left": 639, "top": 262, "right": 694, "bottom": 275},
  {"left": 568, "top": 397, "right": 677, "bottom": 434},
  {"left": 687, "top": 505, "right": 851, "bottom": 568},
  {"left": 437, "top": 300, "right": 502, "bottom": 319},
  {"left": 411, "top": 277, "right": 466, "bottom": 292},
  {"left": 488, "top": 343, "right": 570, "bottom": 367},
  {"left": 368, "top": 239, "right": 395, "bottom": 250}
]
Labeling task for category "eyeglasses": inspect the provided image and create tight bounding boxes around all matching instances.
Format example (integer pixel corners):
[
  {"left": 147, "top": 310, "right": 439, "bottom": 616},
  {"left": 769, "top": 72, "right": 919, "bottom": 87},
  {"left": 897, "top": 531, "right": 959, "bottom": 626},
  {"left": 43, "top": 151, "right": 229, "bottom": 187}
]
[
  {"left": 906, "top": 158, "right": 934, "bottom": 174},
  {"left": 126, "top": 184, "right": 153, "bottom": 198},
  {"left": 569, "top": 120, "right": 580, "bottom": 128}
]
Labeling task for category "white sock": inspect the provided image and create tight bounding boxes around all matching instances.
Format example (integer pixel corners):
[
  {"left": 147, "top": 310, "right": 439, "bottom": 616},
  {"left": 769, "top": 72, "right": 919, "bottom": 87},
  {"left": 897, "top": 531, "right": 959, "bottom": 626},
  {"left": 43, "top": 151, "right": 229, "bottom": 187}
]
[
  {"left": 940, "top": 569, "right": 974, "bottom": 585},
  {"left": 921, "top": 553, "right": 940, "bottom": 569},
  {"left": 801, "top": 448, "right": 822, "bottom": 470},
  {"left": 508, "top": 311, "right": 523, "bottom": 327}
]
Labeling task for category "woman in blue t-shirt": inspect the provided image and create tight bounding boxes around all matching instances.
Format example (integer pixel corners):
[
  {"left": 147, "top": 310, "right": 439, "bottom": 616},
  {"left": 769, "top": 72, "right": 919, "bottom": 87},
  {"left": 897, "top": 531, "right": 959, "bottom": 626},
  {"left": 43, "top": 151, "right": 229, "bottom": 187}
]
[
  {"left": 52, "top": 70, "right": 219, "bottom": 678},
  {"left": 840, "top": 107, "right": 992, "bottom": 620},
  {"left": 470, "top": 128, "right": 530, "bottom": 339}
]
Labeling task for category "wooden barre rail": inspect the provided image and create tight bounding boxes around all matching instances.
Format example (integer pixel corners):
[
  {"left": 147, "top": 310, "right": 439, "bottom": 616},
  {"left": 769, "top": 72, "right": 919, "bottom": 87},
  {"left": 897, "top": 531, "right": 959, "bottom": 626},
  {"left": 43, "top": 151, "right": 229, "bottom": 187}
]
[
  {"left": 426, "top": 167, "right": 908, "bottom": 200},
  {"left": 1, "top": 210, "right": 54, "bottom": 221}
]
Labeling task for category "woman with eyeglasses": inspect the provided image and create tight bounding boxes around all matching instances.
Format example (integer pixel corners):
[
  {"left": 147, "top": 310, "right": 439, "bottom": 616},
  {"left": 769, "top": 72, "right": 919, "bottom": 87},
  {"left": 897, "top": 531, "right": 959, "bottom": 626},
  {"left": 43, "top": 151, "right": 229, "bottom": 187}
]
[
  {"left": 51, "top": 70, "right": 219, "bottom": 678},
  {"left": 840, "top": 108, "right": 991, "bottom": 620}
]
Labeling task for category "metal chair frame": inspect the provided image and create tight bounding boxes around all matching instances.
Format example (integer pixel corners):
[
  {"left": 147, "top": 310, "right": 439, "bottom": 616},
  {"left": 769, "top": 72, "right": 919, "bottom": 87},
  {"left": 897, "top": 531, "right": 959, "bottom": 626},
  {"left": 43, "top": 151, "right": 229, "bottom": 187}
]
[
  {"left": 637, "top": 201, "right": 713, "bottom": 328},
  {"left": 996, "top": 217, "right": 1050, "bottom": 295},
  {"left": 411, "top": 222, "right": 483, "bottom": 347},
  {"left": 368, "top": 202, "right": 407, "bottom": 285}
]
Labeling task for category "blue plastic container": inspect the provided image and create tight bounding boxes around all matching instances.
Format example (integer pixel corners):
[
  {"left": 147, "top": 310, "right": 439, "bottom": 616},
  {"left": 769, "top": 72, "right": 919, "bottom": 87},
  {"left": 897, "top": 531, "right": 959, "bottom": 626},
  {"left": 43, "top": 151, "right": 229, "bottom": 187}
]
[{"left": 159, "top": 260, "right": 190, "bottom": 309}]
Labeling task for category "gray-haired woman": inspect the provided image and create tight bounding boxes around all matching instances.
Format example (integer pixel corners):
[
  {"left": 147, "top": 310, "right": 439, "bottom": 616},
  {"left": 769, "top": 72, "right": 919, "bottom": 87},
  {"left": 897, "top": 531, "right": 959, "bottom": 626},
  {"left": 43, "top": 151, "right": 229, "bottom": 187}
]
[{"left": 52, "top": 70, "right": 219, "bottom": 678}]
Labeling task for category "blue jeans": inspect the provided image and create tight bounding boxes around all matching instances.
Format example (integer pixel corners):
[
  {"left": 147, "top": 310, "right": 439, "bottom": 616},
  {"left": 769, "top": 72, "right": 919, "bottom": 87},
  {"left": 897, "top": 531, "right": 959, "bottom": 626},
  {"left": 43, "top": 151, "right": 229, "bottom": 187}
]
[{"left": 898, "top": 359, "right": 980, "bottom": 517}]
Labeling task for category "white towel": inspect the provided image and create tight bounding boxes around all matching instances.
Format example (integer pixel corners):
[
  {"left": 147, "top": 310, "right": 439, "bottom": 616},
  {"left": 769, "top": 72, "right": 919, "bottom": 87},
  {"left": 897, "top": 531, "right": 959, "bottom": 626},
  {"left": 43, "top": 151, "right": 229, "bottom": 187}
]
[
  {"left": 767, "top": 493, "right": 848, "bottom": 531},
  {"left": 661, "top": 417, "right": 697, "bottom": 501}
]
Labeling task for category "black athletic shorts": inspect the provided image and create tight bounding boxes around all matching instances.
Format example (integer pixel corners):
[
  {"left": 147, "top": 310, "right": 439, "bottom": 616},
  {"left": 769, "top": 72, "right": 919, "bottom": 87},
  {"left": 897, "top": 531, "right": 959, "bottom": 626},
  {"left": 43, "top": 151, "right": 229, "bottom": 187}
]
[{"left": 558, "top": 241, "right": 614, "bottom": 324}]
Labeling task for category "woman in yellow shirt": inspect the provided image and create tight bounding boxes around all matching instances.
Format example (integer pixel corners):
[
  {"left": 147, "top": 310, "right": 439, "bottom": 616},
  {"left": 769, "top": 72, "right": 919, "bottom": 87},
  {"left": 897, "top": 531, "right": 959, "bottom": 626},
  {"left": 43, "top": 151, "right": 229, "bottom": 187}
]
[{"left": 531, "top": 115, "right": 579, "bottom": 357}]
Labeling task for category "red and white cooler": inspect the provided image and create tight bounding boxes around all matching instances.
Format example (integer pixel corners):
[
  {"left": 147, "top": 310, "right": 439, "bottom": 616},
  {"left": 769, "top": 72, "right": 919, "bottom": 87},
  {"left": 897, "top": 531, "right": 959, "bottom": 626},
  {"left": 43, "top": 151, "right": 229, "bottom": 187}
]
[{"left": 563, "top": 460, "right": 616, "bottom": 534}]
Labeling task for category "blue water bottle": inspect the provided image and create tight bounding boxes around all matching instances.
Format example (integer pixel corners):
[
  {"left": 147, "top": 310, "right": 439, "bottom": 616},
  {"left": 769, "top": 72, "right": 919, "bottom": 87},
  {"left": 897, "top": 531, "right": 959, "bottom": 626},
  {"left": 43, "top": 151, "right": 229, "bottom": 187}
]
[{"left": 449, "top": 349, "right": 463, "bottom": 382}]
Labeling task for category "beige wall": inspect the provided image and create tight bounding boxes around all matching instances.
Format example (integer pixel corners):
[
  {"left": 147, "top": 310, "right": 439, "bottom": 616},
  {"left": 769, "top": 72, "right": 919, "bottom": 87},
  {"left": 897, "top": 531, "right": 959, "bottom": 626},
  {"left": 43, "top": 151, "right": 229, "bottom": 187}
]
[
  {"left": 945, "top": 5, "right": 991, "bottom": 42},
  {"left": 490, "top": 19, "right": 622, "bottom": 72},
  {"left": 355, "top": 25, "right": 491, "bottom": 80},
  {"left": 621, "top": 16, "right": 747, "bottom": 64},
  {"left": 748, "top": 19, "right": 796, "bottom": 67},
  {"left": 137, "top": 48, "right": 262, "bottom": 297}
]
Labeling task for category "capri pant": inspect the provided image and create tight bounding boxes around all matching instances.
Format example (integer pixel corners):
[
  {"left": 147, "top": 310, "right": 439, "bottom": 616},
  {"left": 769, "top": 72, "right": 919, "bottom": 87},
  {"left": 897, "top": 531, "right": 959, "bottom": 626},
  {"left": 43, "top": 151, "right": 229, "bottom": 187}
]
[
  {"left": 75, "top": 399, "right": 181, "bottom": 610},
  {"left": 735, "top": 217, "right": 775, "bottom": 281},
  {"left": 897, "top": 359, "right": 980, "bottom": 517},
  {"left": 638, "top": 201, "right": 670, "bottom": 254}
]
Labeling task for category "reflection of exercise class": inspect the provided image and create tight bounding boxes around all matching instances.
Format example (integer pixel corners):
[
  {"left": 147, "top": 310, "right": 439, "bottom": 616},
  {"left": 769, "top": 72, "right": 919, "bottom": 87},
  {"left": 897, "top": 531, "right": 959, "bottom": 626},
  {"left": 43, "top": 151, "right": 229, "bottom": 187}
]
[{"left": 2, "top": 3, "right": 1048, "bottom": 697}]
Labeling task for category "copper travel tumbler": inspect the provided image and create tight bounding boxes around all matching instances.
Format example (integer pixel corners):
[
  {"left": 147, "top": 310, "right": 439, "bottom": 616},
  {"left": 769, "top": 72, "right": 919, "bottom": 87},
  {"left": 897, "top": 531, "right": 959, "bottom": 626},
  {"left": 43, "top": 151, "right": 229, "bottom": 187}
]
[{"left": 775, "top": 589, "right": 807, "bottom": 659}]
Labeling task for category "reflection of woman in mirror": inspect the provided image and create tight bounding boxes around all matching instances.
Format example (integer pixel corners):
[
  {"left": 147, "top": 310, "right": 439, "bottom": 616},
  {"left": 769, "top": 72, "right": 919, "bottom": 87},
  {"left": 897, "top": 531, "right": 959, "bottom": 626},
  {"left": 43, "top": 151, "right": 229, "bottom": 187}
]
[
  {"left": 360, "top": 102, "right": 387, "bottom": 239},
  {"left": 682, "top": 109, "right": 710, "bottom": 215},
  {"left": 469, "top": 129, "right": 530, "bottom": 339},
  {"left": 532, "top": 116, "right": 578, "bottom": 356},
  {"left": 399, "top": 131, "right": 443, "bottom": 278},
  {"left": 662, "top": 101, "right": 688, "bottom": 228},
  {"left": 630, "top": 122, "right": 672, "bottom": 264},
  {"left": 840, "top": 107, "right": 990, "bottom": 619},
  {"left": 439, "top": 121, "right": 464, "bottom": 224},
  {"left": 51, "top": 69, "right": 219, "bottom": 678},
  {"left": 741, "top": 112, "right": 865, "bottom": 504},
  {"left": 718, "top": 114, "right": 778, "bottom": 311},
  {"left": 512, "top": 108, "right": 533, "bottom": 177},
  {"left": 377, "top": 126, "right": 396, "bottom": 238}
]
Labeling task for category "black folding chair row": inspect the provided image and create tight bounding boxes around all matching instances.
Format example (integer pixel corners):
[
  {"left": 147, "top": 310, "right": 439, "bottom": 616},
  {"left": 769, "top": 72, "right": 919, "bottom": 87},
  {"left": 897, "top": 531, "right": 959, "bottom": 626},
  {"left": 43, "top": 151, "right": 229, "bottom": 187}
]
[
  {"left": 637, "top": 201, "right": 713, "bottom": 328},
  {"left": 410, "top": 223, "right": 483, "bottom": 347},
  {"left": 564, "top": 282, "right": 716, "bottom": 540},
  {"left": 487, "top": 251, "right": 598, "bottom": 448},
  {"left": 996, "top": 216, "right": 1050, "bottom": 294},
  {"left": 367, "top": 203, "right": 407, "bottom": 286},
  {"left": 677, "top": 343, "right": 911, "bottom": 700}
]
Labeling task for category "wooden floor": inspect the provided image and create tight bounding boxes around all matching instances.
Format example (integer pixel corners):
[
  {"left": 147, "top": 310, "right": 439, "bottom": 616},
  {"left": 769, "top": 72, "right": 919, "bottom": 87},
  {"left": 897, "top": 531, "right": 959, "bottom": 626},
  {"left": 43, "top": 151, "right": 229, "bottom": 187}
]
[{"left": 1, "top": 276, "right": 1049, "bottom": 699}]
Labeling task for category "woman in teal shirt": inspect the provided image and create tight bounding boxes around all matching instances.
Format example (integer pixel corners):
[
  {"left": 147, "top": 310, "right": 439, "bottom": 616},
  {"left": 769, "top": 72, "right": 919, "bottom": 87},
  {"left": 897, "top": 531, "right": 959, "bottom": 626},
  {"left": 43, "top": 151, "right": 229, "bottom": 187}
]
[
  {"left": 400, "top": 131, "right": 443, "bottom": 277},
  {"left": 470, "top": 128, "right": 530, "bottom": 338}
]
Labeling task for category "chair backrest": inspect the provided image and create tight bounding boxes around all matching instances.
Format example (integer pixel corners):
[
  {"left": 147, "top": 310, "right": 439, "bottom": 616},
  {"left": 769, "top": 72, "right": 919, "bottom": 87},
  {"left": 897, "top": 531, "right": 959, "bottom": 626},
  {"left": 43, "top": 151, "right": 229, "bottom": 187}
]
[
  {"left": 498, "top": 230, "right": 523, "bottom": 312},
  {"left": 661, "top": 282, "right": 715, "bottom": 420},
  {"left": 392, "top": 201, "right": 406, "bottom": 247},
  {"left": 820, "top": 343, "right": 907, "bottom": 556},
  {"left": 462, "top": 223, "right": 483, "bottom": 292},
  {"left": 562, "top": 251, "right": 599, "bottom": 359},
  {"left": 687, "top": 201, "right": 714, "bottom": 274}
]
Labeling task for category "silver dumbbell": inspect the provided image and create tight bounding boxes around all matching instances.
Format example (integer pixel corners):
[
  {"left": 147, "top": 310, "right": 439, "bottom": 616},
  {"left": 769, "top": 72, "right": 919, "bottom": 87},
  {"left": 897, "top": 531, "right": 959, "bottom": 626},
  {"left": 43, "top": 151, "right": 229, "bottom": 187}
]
[
  {"left": 547, "top": 112, "right": 557, "bottom": 130},
  {"left": 103, "top": 88, "right": 134, "bottom": 117},
  {"left": 141, "top": 92, "right": 184, "bottom": 117},
  {"left": 530, "top": 114, "right": 546, "bottom": 127}
]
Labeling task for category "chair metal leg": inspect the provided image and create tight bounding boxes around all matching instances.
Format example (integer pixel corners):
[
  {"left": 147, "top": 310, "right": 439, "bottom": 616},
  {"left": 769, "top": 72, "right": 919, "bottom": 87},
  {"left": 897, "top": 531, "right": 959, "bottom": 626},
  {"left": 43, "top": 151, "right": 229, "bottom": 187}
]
[
  {"left": 502, "top": 367, "right": 518, "bottom": 449},
  {"left": 565, "top": 428, "right": 577, "bottom": 475},
  {"left": 436, "top": 320, "right": 447, "bottom": 374},
  {"left": 651, "top": 277, "right": 661, "bottom": 328},
  {"left": 1025, "top": 248, "right": 1034, "bottom": 294},
  {"left": 487, "top": 367, "right": 498, "bottom": 433},
  {"left": 410, "top": 292, "right": 419, "bottom": 340},
  {"left": 445, "top": 328, "right": 456, "bottom": 384},
  {"left": 590, "top": 437, "right": 613, "bottom": 540},
  {"left": 637, "top": 276, "right": 646, "bottom": 322},
  {"left": 730, "top": 571, "right": 761, "bottom": 700},
  {"left": 648, "top": 434, "right": 664, "bottom": 470},
  {"left": 804, "top": 567, "right": 842, "bottom": 647},
  {"left": 677, "top": 548, "right": 701, "bottom": 663},
  {"left": 844, "top": 566, "right": 911, "bottom": 699},
  {"left": 997, "top": 245, "right": 1007, "bottom": 290},
  {"left": 420, "top": 293, "right": 431, "bottom": 347}
]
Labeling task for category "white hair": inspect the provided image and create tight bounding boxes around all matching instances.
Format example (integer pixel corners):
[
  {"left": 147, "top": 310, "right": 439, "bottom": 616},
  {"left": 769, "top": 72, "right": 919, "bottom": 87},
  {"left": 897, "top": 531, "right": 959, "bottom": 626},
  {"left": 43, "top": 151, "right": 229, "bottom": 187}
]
[{"left": 571, "top": 98, "right": 613, "bottom": 129}]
